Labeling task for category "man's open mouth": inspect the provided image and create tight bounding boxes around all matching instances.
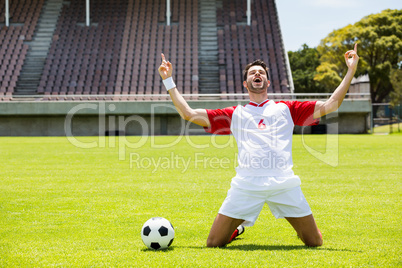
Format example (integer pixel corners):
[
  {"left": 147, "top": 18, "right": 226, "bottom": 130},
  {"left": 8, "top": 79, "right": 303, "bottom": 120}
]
[{"left": 252, "top": 77, "right": 263, "bottom": 88}]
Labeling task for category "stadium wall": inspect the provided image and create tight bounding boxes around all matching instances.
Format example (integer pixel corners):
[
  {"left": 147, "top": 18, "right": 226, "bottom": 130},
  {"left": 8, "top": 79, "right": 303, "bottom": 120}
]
[{"left": 0, "top": 99, "right": 371, "bottom": 136}]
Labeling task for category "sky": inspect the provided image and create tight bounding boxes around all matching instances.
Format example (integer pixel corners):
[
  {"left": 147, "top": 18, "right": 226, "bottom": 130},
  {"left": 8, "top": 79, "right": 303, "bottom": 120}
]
[{"left": 275, "top": 0, "right": 401, "bottom": 51}]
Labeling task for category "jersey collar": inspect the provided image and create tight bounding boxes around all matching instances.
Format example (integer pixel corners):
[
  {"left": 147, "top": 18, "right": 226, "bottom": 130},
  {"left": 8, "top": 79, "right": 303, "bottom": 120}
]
[{"left": 248, "top": 99, "right": 270, "bottom": 107}]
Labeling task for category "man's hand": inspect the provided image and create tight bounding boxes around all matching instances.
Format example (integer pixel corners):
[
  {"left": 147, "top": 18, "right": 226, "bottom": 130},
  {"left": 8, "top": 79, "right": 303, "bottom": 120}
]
[
  {"left": 345, "top": 43, "right": 359, "bottom": 72},
  {"left": 158, "top": 53, "right": 173, "bottom": 80},
  {"left": 313, "top": 43, "right": 360, "bottom": 119}
]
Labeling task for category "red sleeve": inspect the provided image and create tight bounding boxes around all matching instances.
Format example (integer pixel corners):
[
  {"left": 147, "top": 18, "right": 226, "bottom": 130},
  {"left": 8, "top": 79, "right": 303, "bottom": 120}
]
[
  {"left": 203, "top": 106, "right": 237, "bottom": 135},
  {"left": 278, "top": 101, "right": 319, "bottom": 126}
]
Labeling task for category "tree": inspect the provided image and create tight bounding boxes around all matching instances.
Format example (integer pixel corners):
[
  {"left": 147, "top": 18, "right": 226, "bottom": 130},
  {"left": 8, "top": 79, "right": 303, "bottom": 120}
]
[
  {"left": 315, "top": 9, "right": 402, "bottom": 110},
  {"left": 390, "top": 68, "right": 402, "bottom": 108},
  {"left": 288, "top": 44, "right": 327, "bottom": 93}
]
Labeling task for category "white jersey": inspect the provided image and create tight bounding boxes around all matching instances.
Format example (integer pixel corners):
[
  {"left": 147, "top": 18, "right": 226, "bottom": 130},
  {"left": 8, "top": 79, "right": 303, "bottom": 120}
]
[{"left": 204, "top": 99, "right": 318, "bottom": 190}]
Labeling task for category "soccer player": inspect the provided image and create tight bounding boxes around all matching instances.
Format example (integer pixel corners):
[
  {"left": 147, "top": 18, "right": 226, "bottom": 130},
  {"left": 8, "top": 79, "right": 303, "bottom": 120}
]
[{"left": 158, "top": 44, "right": 359, "bottom": 247}]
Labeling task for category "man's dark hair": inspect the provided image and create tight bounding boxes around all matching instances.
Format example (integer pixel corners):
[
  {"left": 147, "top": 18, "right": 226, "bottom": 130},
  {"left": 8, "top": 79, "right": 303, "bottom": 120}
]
[{"left": 243, "top": 60, "right": 270, "bottom": 82}]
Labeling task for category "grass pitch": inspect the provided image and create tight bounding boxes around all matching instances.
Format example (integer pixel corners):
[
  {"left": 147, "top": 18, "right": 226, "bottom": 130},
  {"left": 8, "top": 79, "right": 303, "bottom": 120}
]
[{"left": 0, "top": 134, "right": 401, "bottom": 267}]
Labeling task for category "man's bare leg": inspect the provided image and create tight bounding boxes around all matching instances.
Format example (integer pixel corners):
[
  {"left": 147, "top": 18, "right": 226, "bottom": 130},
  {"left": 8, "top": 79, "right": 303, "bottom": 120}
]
[
  {"left": 286, "top": 214, "right": 323, "bottom": 247},
  {"left": 207, "top": 213, "right": 245, "bottom": 247}
]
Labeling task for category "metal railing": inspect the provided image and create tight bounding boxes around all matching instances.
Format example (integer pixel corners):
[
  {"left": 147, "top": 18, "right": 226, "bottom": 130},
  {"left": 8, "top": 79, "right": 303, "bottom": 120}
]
[{"left": 5, "top": 92, "right": 372, "bottom": 102}]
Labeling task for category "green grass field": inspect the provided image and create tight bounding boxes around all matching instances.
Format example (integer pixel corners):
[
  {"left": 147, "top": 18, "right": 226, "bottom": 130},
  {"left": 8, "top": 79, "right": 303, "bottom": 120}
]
[
  {"left": 373, "top": 123, "right": 402, "bottom": 134},
  {"left": 1, "top": 134, "right": 401, "bottom": 267}
]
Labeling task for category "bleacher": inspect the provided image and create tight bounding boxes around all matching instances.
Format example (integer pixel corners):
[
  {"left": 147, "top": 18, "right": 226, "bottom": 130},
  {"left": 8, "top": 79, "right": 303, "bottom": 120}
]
[
  {"left": 217, "top": 0, "right": 289, "bottom": 99},
  {"left": 0, "top": 0, "right": 289, "bottom": 101},
  {"left": 37, "top": 0, "right": 198, "bottom": 100},
  {"left": 0, "top": 0, "right": 44, "bottom": 100},
  {"left": 0, "top": 0, "right": 373, "bottom": 136}
]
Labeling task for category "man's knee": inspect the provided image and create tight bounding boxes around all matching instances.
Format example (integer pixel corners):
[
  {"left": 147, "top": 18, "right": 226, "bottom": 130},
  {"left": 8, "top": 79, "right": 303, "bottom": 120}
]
[
  {"left": 206, "top": 237, "right": 227, "bottom": 248},
  {"left": 304, "top": 235, "right": 323, "bottom": 247}
]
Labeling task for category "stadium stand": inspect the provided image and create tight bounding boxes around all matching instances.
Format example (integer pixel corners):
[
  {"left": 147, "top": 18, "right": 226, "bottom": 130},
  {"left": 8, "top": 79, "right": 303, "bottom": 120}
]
[
  {"left": 0, "top": 0, "right": 372, "bottom": 136},
  {"left": 37, "top": 0, "right": 198, "bottom": 101},
  {"left": 0, "top": 0, "right": 289, "bottom": 101},
  {"left": 217, "top": 0, "right": 290, "bottom": 98},
  {"left": 0, "top": 0, "right": 44, "bottom": 100}
]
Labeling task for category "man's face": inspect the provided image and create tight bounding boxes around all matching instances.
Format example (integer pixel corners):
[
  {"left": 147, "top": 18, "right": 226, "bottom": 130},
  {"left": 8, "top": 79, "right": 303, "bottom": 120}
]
[{"left": 243, "top": 65, "right": 270, "bottom": 93}]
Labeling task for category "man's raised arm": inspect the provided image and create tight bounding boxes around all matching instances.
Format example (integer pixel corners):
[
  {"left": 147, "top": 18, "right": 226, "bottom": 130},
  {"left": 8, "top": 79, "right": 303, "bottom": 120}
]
[
  {"left": 158, "top": 53, "right": 210, "bottom": 127},
  {"left": 313, "top": 44, "right": 359, "bottom": 119}
]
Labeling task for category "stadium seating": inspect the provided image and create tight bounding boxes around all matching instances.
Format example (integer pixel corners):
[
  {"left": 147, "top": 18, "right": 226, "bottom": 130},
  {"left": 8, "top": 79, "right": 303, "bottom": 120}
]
[
  {"left": 0, "top": 0, "right": 44, "bottom": 100},
  {"left": 0, "top": 0, "right": 290, "bottom": 101},
  {"left": 217, "top": 0, "right": 290, "bottom": 98},
  {"left": 37, "top": 0, "right": 199, "bottom": 100}
]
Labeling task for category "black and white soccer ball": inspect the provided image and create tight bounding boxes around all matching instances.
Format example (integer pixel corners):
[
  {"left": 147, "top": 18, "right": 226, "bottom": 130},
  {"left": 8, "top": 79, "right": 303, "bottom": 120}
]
[{"left": 141, "top": 217, "right": 175, "bottom": 250}]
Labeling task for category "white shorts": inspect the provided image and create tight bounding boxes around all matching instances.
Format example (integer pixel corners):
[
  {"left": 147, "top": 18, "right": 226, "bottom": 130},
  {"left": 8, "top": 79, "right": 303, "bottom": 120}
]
[{"left": 218, "top": 185, "right": 312, "bottom": 226}]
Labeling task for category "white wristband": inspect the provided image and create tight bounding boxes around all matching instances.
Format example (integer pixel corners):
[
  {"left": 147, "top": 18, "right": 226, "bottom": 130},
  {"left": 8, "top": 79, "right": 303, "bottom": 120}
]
[{"left": 163, "top": 77, "right": 176, "bottom": 91}]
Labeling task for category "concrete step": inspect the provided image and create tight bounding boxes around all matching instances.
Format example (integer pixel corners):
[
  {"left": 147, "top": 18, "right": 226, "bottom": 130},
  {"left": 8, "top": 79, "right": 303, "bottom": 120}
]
[
  {"left": 14, "top": 85, "right": 38, "bottom": 89},
  {"left": 37, "top": 23, "right": 57, "bottom": 28},
  {"left": 200, "top": 37, "right": 218, "bottom": 41},
  {"left": 200, "top": 28, "right": 217, "bottom": 31},
  {"left": 199, "top": 63, "right": 219, "bottom": 68},
  {"left": 200, "top": 31, "right": 217, "bottom": 36},
  {"left": 26, "top": 55, "right": 46, "bottom": 59},
  {"left": 200, "top": 28, "right": 217, "bottom": 33},
  {"left": 198, "top": 89, "right": 221, "bottom": 95},
  {"left": 19, "top": 75, "right": 42, "bottom": 80},
  {"left": 199, "top": 52, "right": 218, "bottom": 57},
  {"left": 23, "top": 60, "right": 46, "bottom": 65},
  {"left": 16, "top": 84, "right": 39, "bottom": 89},
  {"left": 198, "top": 0, "right": 220, "bottom": 94},
  {"left": 200, "top": 25, "right": 217, "bottom": 29},
  {"left": 200, "top": 31, "right": 217, "bottom": 35},
  {"left": 200, "top": 69, "right": 220, "bottom": 74},
  {"left": 200, "top": 40, "right": 218, "bottom": 46},
  {"left": 13, "top": 91, "right": 38, "bottom": 95},
  {"left": 40, "top": 18, "right": 58, "bottom": 23},
  {"left": 199, "top": 36, "right": 217, "bottom": 41},
  {"left": 199, "top": 81, "right": 219, "bottom": 87},
  {"left": 199, "top": 74, "right": 220, "bottom": 78},
  {"left": 14, "top": 0, "right": 64, "bottom": 96},
  {"left": 199, "top": 62, "right": 219, "bottom": 67},
  {"left": 42, "top": 7, "right": 62, "bottom": 11},
  {"left": 199, "top": 44, "right": 218, "bottom": 48},
  {"left": 24, "top": 60, "right": 46, "bottom": 65},
  {"left": 30, "top": 46, "right": 50, "bottom": 51},
  {"left": 198, "top": 84, "right": 220, "bottom": 89},
  {"left": 199, "top": 76, "right": 220, "bottom": 81},
  {"left": 36, "top": 28, "right": 55, "bottom": 33},
  {"left": 18, "top": 80, "right": 41, "bottom": 85},
  {"left": 21, "top": 75, "right": 43, "bottom": 79},
  {"left": 33, "top": 36, "right": 52, "bottom": 42},
  {"left": 30, "top": 47, "right": 50, "bottom": 52},
  {"left": 13, "top": 88, "right": 37, "bottom": 91},
  {"left": 23, "top": 62, "right": 45, "bottom": 67},
  {"left": 29, "top": 52, "right": 48, "bottom": 57},
  {"left": 25, "top": 56, "right": 46, "bottom": 61},
  {"left": 199, "top": 44, "right": 218, "bottom": 49},
  {"left": 35, "top": 32, "right": 53, "bottom": 37},
  {"left": 30, "top": 42, "right": 50, "bottom": 46},
  {"left": 200, "top": 14, "right": 216, "bottom": 19},
  {"left": 31, "top": 38, "right": 52, "bottom": 43},
  {"left": 200, "top": 29, "right": 217, "bottom": 35},
  {"left": 200, "top": 22, "right": 216, "bottom": 27}
]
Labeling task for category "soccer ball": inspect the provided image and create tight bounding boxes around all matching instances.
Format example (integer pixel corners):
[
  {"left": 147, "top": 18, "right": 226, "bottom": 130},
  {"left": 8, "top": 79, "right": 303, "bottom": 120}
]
[{"left": 141, "top": 217, "right": 175, "bottom": 250}]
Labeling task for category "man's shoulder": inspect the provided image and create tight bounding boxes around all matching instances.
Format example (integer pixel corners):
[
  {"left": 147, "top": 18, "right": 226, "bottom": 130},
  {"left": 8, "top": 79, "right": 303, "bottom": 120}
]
[{"left": 206, "top": 105, "right": 238, "bottom": 115}]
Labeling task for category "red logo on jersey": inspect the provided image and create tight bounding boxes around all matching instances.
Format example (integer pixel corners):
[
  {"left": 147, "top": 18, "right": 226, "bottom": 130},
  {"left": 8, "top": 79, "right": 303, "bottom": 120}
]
[{"left": 258, "top": 119, "right": 266, "bottom": 130}]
